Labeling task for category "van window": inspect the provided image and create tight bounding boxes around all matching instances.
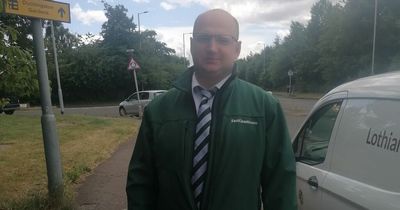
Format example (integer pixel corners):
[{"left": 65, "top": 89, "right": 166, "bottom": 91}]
[{"left": 293, "top": 101, "right": 342, "bottom": 165}]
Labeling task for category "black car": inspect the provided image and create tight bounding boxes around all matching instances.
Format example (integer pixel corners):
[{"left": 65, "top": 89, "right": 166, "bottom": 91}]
[{"left": 0, "top": 98, "right": 20, "bottom": 115}]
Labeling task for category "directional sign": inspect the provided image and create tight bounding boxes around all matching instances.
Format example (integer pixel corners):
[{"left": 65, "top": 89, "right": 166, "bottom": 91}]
[{"left": 2, "top": 0, "right": 70, "bottom": 23}]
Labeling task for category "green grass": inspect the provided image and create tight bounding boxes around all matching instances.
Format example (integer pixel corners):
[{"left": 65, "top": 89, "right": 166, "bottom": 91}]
[{"left": 0, "top": 114, "right": 139, "bottom": 209}]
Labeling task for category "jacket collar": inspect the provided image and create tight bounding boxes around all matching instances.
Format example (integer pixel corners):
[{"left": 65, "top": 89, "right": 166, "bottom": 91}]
[{"left": 173, "top": 65, "right": 238, "bottom": 93}]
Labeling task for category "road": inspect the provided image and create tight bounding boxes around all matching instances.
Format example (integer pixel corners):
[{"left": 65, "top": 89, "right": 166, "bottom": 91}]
[{"left": 278, "top": 97, "right": 317, "bottom": 137}]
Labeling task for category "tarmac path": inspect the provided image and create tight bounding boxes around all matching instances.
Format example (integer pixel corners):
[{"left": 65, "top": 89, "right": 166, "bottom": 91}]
[{"left": 74, "top": 140, "right": 134, "bottom": 210}]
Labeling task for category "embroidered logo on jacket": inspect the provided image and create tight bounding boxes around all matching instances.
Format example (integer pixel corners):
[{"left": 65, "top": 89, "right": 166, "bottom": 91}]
[{"left": 231, "top": 118, "right": 258, "bottom": 125}]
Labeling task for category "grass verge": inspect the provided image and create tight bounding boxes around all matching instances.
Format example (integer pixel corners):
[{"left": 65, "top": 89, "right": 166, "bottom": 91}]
[
  {"left": 0, "top": 114, "right": 139, "bottom": 209},
  {"left": 272, "top": 91, "right": 323, "bottom": 100}
]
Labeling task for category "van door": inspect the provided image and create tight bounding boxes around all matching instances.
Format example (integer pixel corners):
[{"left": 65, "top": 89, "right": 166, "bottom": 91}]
[
  {"left": 293, "top": 101, "right": 344, "bottom": 210},
  {"left": 322, "top": 98, "right": 400, "bottom": 210}
]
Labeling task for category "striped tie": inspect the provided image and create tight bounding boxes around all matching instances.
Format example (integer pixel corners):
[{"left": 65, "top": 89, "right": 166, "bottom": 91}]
[{"left": 192, "top": 87, "right": 216, "bottom": 209}]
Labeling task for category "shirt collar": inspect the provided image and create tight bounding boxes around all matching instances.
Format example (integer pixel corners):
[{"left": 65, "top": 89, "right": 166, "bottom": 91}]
[{"left": 191, "top": 73, "right": 232, "bottom": 91}]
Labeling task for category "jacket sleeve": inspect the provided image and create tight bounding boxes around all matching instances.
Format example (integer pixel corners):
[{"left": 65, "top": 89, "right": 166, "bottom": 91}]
[
  {"left": 126, "top": 108, "right": 158, "bottom": 210},
  {"left": 261, "top": 99, "right": 297, "bottom": 210}
]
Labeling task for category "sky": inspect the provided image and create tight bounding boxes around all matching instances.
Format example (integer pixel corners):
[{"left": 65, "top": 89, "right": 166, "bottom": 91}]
[{"left": 63, "top": 0, "right": 323, "bottom": 61}]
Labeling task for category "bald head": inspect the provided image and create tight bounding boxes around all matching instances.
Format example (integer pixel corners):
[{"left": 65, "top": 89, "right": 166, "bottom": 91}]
[{"left": 193, "top": 9, "right": 239, "bottom": 40}]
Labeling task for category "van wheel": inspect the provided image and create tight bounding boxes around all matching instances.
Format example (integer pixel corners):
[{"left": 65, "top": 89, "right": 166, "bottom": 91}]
[{"left": 119, "top": 107, "right": 127, "bottom": 116}]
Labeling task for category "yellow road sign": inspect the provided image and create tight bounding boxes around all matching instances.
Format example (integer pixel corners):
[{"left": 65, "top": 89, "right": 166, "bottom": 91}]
[{"left": 3, "top": 0, "right": 70, "bottom": 23}]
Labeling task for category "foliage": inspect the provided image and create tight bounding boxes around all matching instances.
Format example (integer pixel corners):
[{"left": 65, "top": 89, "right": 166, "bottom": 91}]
[
  {"left": 4, "top": 0, "right": 398, "bottom": 102},
  {"left": 0, "top": 17, "right": 39, "bottom": 101},
  {"left": 53, "top": 3, "right": 185, "bottom": 102},
  {"left": 239, "top": 0, "right": 400, "bottom": 93},
  {"left": 101, "top": 2, "right": 137, "bottom": 49}
]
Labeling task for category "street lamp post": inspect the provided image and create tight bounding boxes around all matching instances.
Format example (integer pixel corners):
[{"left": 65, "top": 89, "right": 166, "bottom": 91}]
[
  {"left": 183, "top": 32, "right": 192, "bottom": 67},
  {"left": 371, "top": 0, "right": 378, "bottom": 75},
  {"left": 262, "top": 43, "right": 266, "bottom": 72},
  {"left": 138, "top": 11, "right": 149, "bottom": 50},
  {"left": 257, "top": 42, "right": 266, "bottom": 72}
]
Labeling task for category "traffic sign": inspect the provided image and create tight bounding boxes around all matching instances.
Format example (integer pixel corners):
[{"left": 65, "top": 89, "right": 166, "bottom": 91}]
[
  {"left": 2, "top": 0, "right": 70, "bottom": 23},
  {"left": 128, "top": 58, "right": 141, "bottom": 71}
]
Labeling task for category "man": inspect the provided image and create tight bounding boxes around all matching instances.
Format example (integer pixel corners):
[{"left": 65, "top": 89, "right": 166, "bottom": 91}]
[{"left": 126, "top": 9, "right": 297, "bottom": 210}]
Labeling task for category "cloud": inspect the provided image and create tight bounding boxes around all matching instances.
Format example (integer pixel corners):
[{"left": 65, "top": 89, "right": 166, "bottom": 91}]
[
  {"left": 154, "top": 26, "right": 192, "bottom": 56},
  {"left": 71, "top": 3, "right": 107, "bottom": 25},
  {"left": 154, "top": 0, "right": 320, "bottom": 57},
  {"left": 132, "top": 0, "right": 150, "bottom": 3},
  {"left": 158, "top": 0, "right": 317, "bottom": 27},
  {"left": 87, "top": 0, "right": 99, "bottom": 6},
  {"left": 153, "top": 24, "right": 281, "bottom": 60},
  {"left": 79, "top": 33, "right": 103, "bottom": 45},
  {"left": 160, "top": 2, "right": 176, "bottom": 10}
]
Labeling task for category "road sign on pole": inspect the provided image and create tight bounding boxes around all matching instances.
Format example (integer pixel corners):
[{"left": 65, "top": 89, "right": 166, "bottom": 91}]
[
  {"left": 3, "top": 0, "right": 70, "bottom": 204},
  {"left": 127, "top": 58, "right": 141, "bottom": 71},
  {"left": 3, "top": 0, "right": 71, "bottom": 23},
  {"left": 288, "top": 70, "right": 294, "bottom": 95},
  {"left": 127, "top": 57, "right": 143, "bottom": 117}
]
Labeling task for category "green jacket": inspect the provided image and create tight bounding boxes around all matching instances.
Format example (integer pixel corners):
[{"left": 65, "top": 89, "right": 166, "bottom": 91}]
[{"left": 126, "top": 68, "right": 297, "bottom": 210}]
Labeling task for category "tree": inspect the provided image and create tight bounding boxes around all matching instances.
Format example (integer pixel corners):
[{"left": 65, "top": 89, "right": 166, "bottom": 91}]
[
  {"left": 0, "top": 15, "right": 38, "bottom": 101},
  {"left": 238, "top": 0, "right": 400, "bottom": 92},
  {"left": 57, "top": 3, "right": 185, "bottom": 102},
  {"left": 101, "top": 3, "right": 137, "bottom": 49}
]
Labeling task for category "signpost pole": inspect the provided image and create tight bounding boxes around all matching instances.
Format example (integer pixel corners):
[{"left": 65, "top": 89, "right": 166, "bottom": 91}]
[
  {"left": 288, "top": 70, "right": 294, "bottom": 95},
  {"left": 132, "top": 69, "right": 142, "bottom": 117},
  {"left": 126, "top": 49, "right": 143, "bottom": 118},
  {"left": 32, "top": 18, "right": 64, "bottom": 203},
  {"left": 50, "top": 21, "right": 65, "bottom": 114}
]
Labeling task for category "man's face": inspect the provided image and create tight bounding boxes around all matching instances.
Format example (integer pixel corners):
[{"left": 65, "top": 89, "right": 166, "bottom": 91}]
[{"left": 190, "top": 12, "right": 241, "bottom": 77}]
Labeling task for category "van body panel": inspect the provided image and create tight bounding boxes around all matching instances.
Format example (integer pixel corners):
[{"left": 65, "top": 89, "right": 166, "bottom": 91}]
[
  {"left": 331, "top": 98, "right": 400, "bottom": 192},
  {"left": 296, "top": 163, "right": 327, "bottom": 210},
  {"left": 325, "top": 71, "right": 400, "bottom": 99},
  {"left": 293, "top": 71, "right": 400, "bottom": 209},
  {"left": 323, "top": 171, "right": 400, "bottom": 210}
]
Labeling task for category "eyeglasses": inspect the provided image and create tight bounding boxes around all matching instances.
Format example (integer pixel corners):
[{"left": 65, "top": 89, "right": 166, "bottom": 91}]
[{"left": 193, "top": 33, "right": 238, "bottom": 46}]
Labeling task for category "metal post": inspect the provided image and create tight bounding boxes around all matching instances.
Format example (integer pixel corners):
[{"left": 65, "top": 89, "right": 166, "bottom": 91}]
[
  {"left": 133, "top": 70, "right": 142, "bottom": 117},
  {"left": 138, "top": 13, "right": 141, "bottom": 50},
  {"left": 50, "top": 21, "right": 65, "bottom": 114},
  {"left": 371, "top": 0, "right": 378, "bottom": 75},
  {"left": 183, "top": 33, "right": 185, "bottom": 67},
  {"left": 32, "top": 18, "right": 63, "bottom": 203},
  {"left": 182, "top": 32, "right": 192, "bottom": 68},
  {"left": 263, "top": 43, "right": 266, "bottom": 72},
  {"left": 288, "top": 70, "right": 294, "bottom": 95},
  {"left": 138, "top": 11, "right": 148, "bottom": 50}
]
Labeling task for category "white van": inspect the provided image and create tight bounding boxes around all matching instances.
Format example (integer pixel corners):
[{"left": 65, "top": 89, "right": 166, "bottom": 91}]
[{"left": 292, "top": 71, "right": 400, "bottom": 210}]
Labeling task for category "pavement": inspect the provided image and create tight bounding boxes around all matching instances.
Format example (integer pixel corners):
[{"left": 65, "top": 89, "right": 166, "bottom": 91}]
[{"left": 74, "top": 139, "right": 136, "bottom": 210}]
